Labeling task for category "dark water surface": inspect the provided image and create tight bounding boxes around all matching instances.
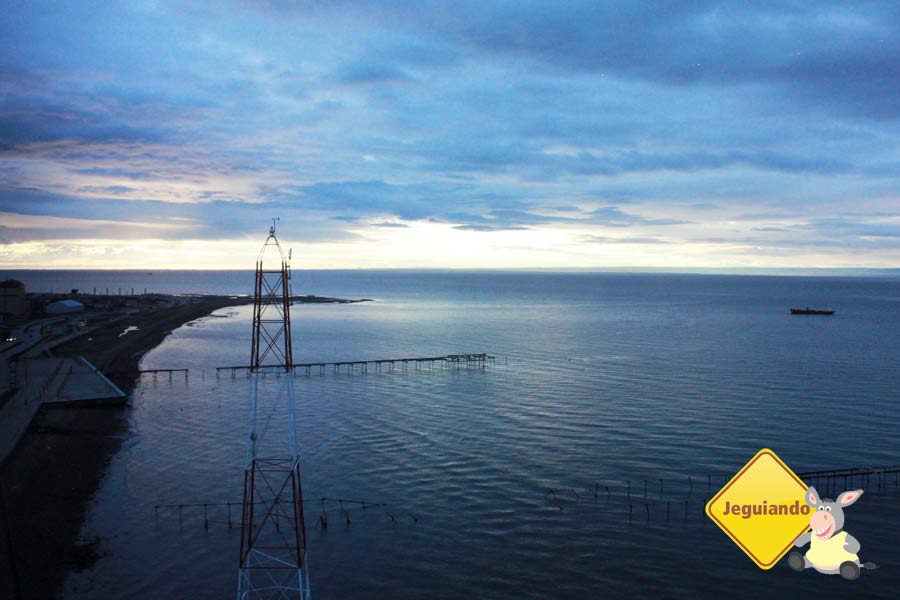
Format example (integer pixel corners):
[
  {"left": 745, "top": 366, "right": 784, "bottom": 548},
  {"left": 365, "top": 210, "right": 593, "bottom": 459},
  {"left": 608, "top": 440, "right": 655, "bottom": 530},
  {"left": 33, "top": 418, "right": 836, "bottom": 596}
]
[{"left": 14, "top": 271, "right": 899, "bottom": 599}]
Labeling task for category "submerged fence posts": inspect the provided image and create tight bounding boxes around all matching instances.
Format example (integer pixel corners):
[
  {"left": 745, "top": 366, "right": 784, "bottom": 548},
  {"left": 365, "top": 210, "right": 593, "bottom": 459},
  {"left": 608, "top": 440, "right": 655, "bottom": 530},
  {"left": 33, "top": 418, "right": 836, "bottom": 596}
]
[{"left": 536, "top": 465, "right": 900, "bottom": 528}]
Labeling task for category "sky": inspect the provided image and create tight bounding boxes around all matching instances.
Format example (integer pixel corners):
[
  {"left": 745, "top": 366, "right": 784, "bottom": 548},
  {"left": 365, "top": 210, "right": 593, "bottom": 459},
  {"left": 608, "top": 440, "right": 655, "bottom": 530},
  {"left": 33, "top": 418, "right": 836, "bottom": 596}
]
[{"left": 2, "top": 1, "right": 900, "bottom": 270}]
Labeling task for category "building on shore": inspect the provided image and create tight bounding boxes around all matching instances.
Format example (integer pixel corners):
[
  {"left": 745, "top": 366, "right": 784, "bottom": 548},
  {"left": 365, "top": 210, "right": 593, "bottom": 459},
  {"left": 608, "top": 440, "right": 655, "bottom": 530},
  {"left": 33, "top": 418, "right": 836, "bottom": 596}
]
[
  {"left": 0, "top": 279, "right": 26, "bottom": 322},
  {"left": 46, "top": 299, "right": 85, "bottom": 315}
]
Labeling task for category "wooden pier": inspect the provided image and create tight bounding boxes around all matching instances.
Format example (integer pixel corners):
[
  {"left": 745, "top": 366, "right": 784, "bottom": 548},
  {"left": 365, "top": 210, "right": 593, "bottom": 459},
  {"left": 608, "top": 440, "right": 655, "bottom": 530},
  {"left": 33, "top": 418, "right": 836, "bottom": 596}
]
[
  {"left": 139, "top": 368, "right": 189, "bottom": 381},
  {"left": 216, "top": 353, "right": 495, "bottom": 378}
]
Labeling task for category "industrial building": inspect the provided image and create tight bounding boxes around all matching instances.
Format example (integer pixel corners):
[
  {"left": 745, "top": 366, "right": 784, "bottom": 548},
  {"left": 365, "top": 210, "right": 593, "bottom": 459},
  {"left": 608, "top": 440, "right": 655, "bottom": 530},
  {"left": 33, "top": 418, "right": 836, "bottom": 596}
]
[
  {"left": 0, "top": 279, "right": 26, "bottom": 322},
  {"left": 46, "top": 299, "right": 85, "bottom": 315}
]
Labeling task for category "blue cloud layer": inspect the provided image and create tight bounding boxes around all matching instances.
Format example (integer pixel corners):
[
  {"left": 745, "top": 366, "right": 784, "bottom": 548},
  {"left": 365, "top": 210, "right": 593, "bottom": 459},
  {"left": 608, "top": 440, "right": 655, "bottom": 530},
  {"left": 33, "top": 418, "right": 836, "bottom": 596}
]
[{"left": 1, "top": 1, "right": 900, "bottom": 263}]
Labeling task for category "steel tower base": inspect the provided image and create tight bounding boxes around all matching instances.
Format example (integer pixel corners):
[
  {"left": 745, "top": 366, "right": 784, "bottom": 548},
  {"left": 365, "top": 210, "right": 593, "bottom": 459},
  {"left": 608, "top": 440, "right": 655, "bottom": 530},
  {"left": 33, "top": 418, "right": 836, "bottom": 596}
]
[
  {"left": 237, "top": 458, "right": 310, "bottom": 600},
  {"left": 237, "top": 563, "right": 310, "bottom": 600}
]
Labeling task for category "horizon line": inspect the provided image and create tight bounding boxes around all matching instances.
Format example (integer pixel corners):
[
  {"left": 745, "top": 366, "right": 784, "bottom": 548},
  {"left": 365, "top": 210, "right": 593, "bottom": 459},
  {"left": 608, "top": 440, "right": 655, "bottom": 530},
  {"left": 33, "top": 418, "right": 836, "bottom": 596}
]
[{"left": 2, "top": 266, "right": 900, "bottom": 276}]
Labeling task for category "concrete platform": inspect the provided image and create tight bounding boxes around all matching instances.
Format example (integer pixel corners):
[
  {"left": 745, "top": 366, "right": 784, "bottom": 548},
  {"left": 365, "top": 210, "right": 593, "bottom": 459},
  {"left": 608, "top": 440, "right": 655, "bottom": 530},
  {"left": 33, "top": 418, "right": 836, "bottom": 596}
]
[
  {"left": 0, "top": 356, "right": 126, "bottom": 464},
  {"left": 0, "top": 358, "right": 66, "bottom": 464},
  {"left": 0, "top": 383, "right": 44, "bottom": 465},
  {"left": 44, "top": 356, "right": 126, "bottom": 406}
]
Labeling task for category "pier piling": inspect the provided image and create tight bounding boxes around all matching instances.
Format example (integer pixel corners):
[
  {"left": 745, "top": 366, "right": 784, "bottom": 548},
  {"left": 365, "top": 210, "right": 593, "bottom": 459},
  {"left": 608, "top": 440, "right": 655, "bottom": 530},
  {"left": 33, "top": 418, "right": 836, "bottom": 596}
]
[
  {"left": 217, "top": 353, "right": 495, "bottom": 378},
  {"left": 139, "top": 368, "right": 188, "bottom": 381}
]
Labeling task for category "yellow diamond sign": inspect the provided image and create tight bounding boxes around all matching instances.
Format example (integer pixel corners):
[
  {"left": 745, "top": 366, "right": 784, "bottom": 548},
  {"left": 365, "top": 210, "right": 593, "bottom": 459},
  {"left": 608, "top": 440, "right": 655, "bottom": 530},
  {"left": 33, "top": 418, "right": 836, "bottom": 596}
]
[{"left": 705, "top": 448, "right": 811, "bottom": 569}]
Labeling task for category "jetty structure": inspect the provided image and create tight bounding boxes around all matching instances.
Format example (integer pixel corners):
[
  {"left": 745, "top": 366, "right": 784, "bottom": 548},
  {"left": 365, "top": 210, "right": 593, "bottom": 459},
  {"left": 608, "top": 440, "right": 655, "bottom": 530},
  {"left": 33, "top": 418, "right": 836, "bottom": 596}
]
[
  {"left": 237, "top": 222, "right": 311, "bottom": 600},
  {"left": 217, "top": 353, "right": 495, "bottom": 377}
]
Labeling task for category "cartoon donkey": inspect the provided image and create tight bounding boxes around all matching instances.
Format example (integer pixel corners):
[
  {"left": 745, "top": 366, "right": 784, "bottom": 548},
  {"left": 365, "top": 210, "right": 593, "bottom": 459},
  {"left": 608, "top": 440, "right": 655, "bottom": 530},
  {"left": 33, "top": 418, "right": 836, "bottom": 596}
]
[{"left": 788, "top": 486, "right": 877, "bottom": 579}]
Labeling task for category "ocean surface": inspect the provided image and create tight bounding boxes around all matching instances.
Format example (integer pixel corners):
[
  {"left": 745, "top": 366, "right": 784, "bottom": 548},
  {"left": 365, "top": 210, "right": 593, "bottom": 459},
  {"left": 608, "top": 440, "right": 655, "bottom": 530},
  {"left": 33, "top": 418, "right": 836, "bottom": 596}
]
[{"left": 8, "top": 270, "right": 900, "bottom": 598}]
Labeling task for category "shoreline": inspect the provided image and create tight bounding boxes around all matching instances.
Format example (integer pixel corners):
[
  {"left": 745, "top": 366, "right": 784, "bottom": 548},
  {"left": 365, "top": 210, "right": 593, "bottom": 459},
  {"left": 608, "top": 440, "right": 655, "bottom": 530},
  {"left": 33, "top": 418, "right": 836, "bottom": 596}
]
[{"left": 0, "top": 293, "right": 364, "bottom": 598}]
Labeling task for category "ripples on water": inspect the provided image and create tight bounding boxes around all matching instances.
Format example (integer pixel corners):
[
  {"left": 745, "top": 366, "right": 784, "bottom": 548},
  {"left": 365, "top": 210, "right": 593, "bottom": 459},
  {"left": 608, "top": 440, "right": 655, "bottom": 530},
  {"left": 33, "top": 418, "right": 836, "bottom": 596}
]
[{"left": 61, "top": 273, "right": 900, "bottom": 599}]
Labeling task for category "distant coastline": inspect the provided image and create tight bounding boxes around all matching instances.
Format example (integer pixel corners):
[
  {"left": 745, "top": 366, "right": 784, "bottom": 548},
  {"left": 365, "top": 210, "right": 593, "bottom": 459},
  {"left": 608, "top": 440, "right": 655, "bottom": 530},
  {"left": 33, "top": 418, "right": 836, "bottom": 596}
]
[
  {"left": 2, "top": 266, "right": 899, "bottom": 279},
  {"left": 46, "top": 293, "right": 370, "bottom": 392}
]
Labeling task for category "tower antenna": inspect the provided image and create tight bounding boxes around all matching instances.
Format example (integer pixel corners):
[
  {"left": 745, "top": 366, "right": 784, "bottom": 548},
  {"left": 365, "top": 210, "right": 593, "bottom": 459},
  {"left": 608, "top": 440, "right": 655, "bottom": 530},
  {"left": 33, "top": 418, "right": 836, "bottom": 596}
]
[{"left": 238, "top": 223, "right": 310, "bottom": 600}]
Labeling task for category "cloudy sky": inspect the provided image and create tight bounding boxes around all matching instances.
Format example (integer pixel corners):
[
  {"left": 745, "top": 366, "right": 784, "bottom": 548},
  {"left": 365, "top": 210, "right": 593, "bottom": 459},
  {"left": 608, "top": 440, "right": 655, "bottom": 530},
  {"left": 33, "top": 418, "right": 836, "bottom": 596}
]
[{"left": 2, "top": 1, "right": 900, "bottom": 269}]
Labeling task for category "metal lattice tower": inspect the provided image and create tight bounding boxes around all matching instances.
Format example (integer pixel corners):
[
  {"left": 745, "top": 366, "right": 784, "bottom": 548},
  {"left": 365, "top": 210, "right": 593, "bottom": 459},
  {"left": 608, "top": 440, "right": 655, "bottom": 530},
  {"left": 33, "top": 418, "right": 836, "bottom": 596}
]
[{"left": 238, "top": 221, "right": 311, "bottom": 600}]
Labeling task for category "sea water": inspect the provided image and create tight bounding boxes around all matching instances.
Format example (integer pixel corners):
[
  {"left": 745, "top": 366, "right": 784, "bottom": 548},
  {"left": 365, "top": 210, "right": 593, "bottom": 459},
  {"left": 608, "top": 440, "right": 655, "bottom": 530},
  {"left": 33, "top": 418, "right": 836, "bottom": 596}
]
[{"left": 9, "top": 271, "right": 900, "bottom": 599}]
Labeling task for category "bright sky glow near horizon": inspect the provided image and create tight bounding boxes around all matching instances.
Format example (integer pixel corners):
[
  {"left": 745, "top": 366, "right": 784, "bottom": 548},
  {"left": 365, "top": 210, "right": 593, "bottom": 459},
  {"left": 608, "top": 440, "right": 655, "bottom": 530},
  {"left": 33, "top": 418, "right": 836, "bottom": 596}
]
[{"left": 2, "top": 1, "right": 900, "bottom": 269}]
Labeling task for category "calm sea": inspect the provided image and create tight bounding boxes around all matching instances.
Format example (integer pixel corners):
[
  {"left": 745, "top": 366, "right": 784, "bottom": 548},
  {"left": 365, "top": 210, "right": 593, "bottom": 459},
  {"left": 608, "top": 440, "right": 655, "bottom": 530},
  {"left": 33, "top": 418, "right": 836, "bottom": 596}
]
[{"left": 7, "top": 270, "right": 900, "bottom": 599}]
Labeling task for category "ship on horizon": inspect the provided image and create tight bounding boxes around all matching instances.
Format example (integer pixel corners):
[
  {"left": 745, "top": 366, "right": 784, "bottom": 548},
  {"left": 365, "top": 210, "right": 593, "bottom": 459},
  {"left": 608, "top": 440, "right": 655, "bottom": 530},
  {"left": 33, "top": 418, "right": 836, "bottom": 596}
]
[{"left": 790, "top": 307, "right": 836, "bottom": 315}]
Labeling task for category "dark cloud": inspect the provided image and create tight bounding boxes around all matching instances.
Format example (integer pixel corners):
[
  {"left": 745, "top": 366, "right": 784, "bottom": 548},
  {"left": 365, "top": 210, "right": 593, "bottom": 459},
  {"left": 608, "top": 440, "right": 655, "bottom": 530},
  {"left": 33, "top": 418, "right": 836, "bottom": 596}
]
[
  {"left": 77, "top": 185, "right": 136, "bottom": 195},
  {"left": 453, "top": 224, "right": 531, "bottom": 232},
  {"left": 0, "top": 189, "right": 360, "bottom": 243},
  {"left": 70, "top": 168, "right": 159, "bottom": 181},
  {"left": 0, "top": 105, "right": 164, "bottom": 149},
  {"left": 694, "top": 235, "right": 900, "bottom": 251},
  {"left": 237, "top": 1, "right": 900, "bottom": 119},
  {"left": 808, "top": 217, "right": 900, "bottom": 239},
  {"left": 370, "top": 221, "right": 409, "bottom": 228},
  {"left": 418, "top": 142, "right": 854, "bottom": 179},
  {"left": 588, "top": 207, "right": 690, "bottom": 227},
  {"left": 580, "top": 235, "right": 671, "bottom": 245},
  {"left": 335, "top": 62, "right": 415, "bottom": 86}
]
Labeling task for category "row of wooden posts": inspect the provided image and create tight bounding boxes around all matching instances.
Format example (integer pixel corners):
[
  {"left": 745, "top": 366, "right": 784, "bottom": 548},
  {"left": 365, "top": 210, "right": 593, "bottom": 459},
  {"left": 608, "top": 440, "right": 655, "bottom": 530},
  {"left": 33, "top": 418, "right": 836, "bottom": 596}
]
[
  {"left": 137, "top": 354, "right": 497, "bottom": 381},
  {"left": 546, "top": 466, "right": 900, "bottom": 523}
]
